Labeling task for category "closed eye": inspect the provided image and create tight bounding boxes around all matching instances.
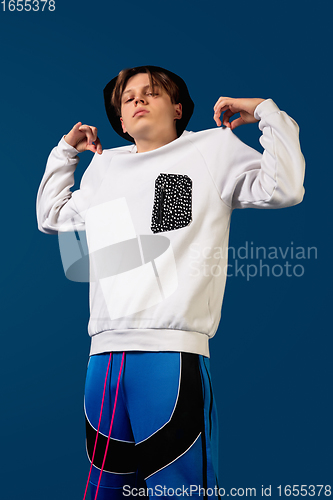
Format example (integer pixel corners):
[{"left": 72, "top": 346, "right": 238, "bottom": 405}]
[{"left": 123, "top": 92, "right": 159, "bottom": 103}]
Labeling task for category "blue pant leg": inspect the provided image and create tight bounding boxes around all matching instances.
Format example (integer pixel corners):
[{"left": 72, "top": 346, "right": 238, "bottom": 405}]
[
  {"left": 199, "top": 355, "right": 220, "bottom": 492},
  {"left": 84, "top": 353, "right": 145, "bottom": 500},
  {"left": 122, "top": 352, "right": 220, "bottom": 498}
]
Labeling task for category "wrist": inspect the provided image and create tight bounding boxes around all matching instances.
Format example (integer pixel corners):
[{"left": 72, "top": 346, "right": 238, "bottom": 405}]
[
  {"left": 253, "top": 99, "right": 280, "bottom": 120},
  {"left": 64, "top": 134, "right": 78, "bottom": 149}
]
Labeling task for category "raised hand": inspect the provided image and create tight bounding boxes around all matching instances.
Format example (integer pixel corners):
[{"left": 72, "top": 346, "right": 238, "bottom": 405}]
[
  {"left": 213, "top": 97, "right": 265, "bottom": 129},
  {"left": 64, "top": 122, "right": 103, "bottom": 154}
]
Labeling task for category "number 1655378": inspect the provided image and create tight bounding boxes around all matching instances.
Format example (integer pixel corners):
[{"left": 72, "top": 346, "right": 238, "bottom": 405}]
[{"left": 1, "top": 0, "right": 55, "bottom": 11}]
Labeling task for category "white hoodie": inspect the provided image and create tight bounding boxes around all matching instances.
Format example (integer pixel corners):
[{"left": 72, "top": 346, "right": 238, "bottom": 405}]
[{"left": 36, "top": 99, "right": 305, "bottom": 357}]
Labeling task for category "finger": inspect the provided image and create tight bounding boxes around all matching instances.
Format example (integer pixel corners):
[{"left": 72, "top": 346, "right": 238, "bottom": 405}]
[
  {"left": 214, "top": 114, "right": 222, "bottom": 127},
  {"left": 229, "top": 116, "right": 246, "bottom": 130},
  {"left": 94, "top": 137, "right": 103, "bottom": 155},
  {"left": 85, "top": 143, "right": 98, "bottom": 154},
  {"left": 78, "top": 124, "right": 91, "bottom": 135},
  {"left": 79, "top": 125, "right": 95, "bottom": 145},
  {"left": 214, "top": 104, "right": 230, "bottom": 118},
  {"left": 215, "top": 101, "right": 244, "bottom": 121},
  {"left": 64, "top": 122, "right": 83, "bottom": 147},
  {"left": 90, "top": 126, "right": 98, "bottom": 143},
  {"left": 213, "top": 106, "right": 222, "bottom": 126},
  {"left": 222, "top": 109, "right": 236, "bottom": 128},
  {"left": 213, "top": 104, "right": 231, "bottom": 126},
  {"left": 213, "top": 97, "right": 232, "bottom": 112},
  {"left": 86, "top": 137, "right": 103, "bottom": 155},
  {"left": 72, "top": 121, "right": 82, "bottom": 131}
]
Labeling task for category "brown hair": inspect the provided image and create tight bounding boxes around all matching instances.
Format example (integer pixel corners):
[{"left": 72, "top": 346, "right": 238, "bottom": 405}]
[{"left": 111, "top": 66, "right": 180, "bottom": 117}]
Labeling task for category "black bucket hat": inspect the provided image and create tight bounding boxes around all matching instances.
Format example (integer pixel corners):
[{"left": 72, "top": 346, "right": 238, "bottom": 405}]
[{"left": 103, "top": 65, "right": 194, "bottom": 143}]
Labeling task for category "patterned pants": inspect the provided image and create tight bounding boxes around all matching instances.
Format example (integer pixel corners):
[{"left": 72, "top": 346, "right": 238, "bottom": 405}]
[{"left": 84, "top": 351, "right": 219, "bottom": 499}]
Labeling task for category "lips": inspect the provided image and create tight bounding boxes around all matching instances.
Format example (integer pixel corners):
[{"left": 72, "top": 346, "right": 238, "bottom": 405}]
[{"left": 133, "top": 109, "right": 149, "bottom": 117}]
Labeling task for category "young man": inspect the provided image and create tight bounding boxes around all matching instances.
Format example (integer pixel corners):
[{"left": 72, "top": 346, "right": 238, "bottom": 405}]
[{"left": 36, "top": 66, "right": 305, "bottom": 500}]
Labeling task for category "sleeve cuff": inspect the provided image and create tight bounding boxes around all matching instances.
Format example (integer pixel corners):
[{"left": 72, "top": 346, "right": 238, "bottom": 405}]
[
  {"left": 57, "top": 136, "right": 80, "bottom": 158},
  {"left": 254, "top": 98, "right": 280, "bottom": 121}
]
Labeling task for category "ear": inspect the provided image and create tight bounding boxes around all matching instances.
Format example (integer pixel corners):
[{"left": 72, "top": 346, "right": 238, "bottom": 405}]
[
  {"left": 120, "top": 117, "right": 127, "bottom": 133},
  {"left": 174, "top": 103, "right": 182, "bottom": 121}
]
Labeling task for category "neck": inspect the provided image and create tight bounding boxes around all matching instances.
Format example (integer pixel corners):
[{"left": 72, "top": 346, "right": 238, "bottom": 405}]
[{"left": 135, "top": 130, "right": 178, "bottom": 153}]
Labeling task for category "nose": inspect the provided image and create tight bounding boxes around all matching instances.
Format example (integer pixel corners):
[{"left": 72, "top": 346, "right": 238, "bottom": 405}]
[{"left": 134, "top": 93, "right": 147, "bottom": 105}]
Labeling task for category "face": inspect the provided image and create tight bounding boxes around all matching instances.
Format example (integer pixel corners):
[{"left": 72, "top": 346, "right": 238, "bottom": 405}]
[{"left": 120, "top": 73, "right": 182, "bottom": 141}]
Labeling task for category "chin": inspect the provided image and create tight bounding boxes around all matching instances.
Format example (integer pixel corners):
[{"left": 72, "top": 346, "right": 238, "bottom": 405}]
[{"left": 128, "top": 124, "right": 157, "bottom": 140}]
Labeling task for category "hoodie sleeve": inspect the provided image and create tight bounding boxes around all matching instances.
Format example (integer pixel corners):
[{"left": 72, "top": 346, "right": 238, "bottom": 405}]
[
  {"left": 194, "top": 99, "right": 306, "bottom": 210},
  {"left": 36, "top": 137, "right": 101, "bottom": 234}
]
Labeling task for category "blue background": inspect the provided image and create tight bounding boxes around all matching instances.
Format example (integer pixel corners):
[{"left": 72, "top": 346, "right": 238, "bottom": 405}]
[{"left": 0, "top": 0, "right": 331, "bottom": 498}]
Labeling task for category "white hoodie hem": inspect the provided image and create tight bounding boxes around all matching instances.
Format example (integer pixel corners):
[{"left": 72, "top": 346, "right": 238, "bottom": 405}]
[{"left": 89, "top": 329, "right": 210, "bottom": 357}]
